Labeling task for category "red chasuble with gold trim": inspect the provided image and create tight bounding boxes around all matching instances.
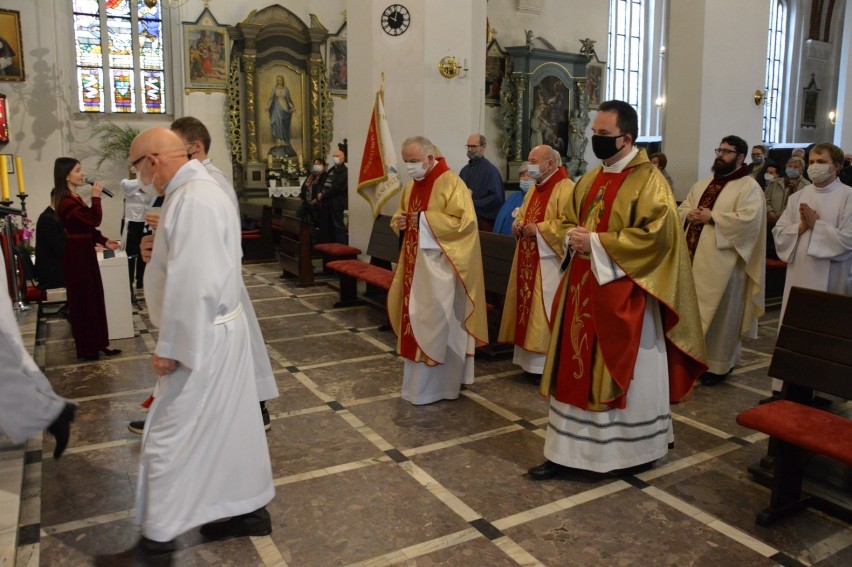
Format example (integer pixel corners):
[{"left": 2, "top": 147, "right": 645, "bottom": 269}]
[
  {"left": 553, "top": 168, "right": 647, "bottom": 410},
  {"left": 513, "top": 168, "right": 567, "bottom": 346},
  {"left": 398, "top": 159, "right": 447, "bottom": 362}
]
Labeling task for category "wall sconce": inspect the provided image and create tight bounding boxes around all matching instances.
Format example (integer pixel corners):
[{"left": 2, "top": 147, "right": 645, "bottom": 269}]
[
  {"left": 438, "top": 56, "right": 468, "bottom": 79},
  {"left": 655, "top": 96, "right": 665, "bottom": 108},
  {"left": 829, "top": 110, "right": 837, "bottom": 125},
  {"left": 754, "top": 90, "right": 765, "bottom": 106}
]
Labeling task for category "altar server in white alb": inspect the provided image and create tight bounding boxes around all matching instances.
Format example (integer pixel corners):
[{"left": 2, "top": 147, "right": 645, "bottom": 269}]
[
  {"left": 770, "top": 142, "right": 852, "bottom": 394},
  {"left": 0, "top": 263, "right": 75, "bottom": 459},
  {"left": 679, "top": 135, "right": 765, "bottom": 387},
  {"left": 171, "top": 116, "right": 279, "bottom": 426},
  {"left": 124, "top": 128, "right": 274, "bottom": 558}
]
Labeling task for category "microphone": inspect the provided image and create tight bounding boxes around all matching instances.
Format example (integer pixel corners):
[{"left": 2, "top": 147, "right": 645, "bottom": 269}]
[{"left": 85, "top": 178, "right": 114, "bottom": 198}]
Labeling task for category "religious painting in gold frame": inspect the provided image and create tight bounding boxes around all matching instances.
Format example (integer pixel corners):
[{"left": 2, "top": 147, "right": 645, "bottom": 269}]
[
  {"left": 485, "top": 39, "right": 506, "bottom": 107},
  {"left": 585, "top": 61, "right": 605, "bottom": 110},
  {"left": 327, "top": 22, "right": 347, "bottom": 97},
  {"left": 183, "top": 7, "right": 229, "bottom": 93},
  {"left": 0, "top": 9, "right": 25, "bottom": 82},
  {"left": 258, "top": 64, "right": 308, "bottom": 162}
]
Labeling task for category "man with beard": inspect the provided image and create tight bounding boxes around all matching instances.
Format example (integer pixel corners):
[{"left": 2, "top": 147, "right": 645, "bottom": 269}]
[
  {"left": 679, "top": 136, "right": 766, "bottom": 386},
  {"left": 460, "top": 133, "right": 505, "bottom": 231},
  {"left": 528, "top": 100, "right": 706, "bottom": 480}
]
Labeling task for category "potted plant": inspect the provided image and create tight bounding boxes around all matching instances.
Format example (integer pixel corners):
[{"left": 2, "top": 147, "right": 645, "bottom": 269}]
[{"left": 94, "top": 123, "right": 141, "bottom": 171}]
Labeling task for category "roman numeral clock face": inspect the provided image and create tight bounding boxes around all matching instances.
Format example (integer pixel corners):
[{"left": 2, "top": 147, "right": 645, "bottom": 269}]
[{"left": 381, "top": 4, "right": 411, "bottom": 36}]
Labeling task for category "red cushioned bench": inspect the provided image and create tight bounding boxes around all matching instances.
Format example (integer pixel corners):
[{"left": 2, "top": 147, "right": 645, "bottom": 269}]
[
  {"left": 325, "top": 215, "right": 399, "bottom": 308},
  {"left": 736, "top": 287, "right": 852, "bottom": 526},
  {"left": 314, "top": 242, "right": 362, "bottom": 273}
]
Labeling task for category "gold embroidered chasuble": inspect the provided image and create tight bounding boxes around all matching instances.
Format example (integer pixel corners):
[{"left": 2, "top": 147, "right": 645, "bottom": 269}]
[
  {"left": 541, "top": 150, "right": 707, "bottom": 410},
  {"left": 387, "top": 162, "right": 489, "bottom": 364},
  {"left": 498, "top": 172, "right": 575, "bottom": 353}
]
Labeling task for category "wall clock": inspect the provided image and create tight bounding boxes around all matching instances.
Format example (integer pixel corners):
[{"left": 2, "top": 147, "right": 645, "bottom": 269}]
[{"left": 381, "top": 4, "right": 410, "bottom": 36}]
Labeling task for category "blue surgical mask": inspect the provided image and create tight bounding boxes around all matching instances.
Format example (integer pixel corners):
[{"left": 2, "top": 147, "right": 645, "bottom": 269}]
[
  {"left": 519, "top": 179, "right": 534, "bottom": 192},
  {"left": 785, "top": 168, "right": 800, "bottom": 179}
]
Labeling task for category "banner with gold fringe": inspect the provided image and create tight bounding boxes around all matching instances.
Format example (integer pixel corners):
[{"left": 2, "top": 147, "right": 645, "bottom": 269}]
[{"left": 357, "top": 86, "right": 401, "bottom": 218}]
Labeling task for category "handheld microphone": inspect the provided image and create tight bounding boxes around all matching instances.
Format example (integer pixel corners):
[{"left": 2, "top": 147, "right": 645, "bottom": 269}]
[{"left": 85, "top": 178, "right": 114, "bottom": 198}]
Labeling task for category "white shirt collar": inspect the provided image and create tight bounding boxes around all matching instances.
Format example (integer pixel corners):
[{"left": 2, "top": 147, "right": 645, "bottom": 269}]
[
  {"left": 810, "top": 177, "right": 842, "bottom": 193},
  {"left": 601, "top": 147, "right": 639, "bottom": 173}
]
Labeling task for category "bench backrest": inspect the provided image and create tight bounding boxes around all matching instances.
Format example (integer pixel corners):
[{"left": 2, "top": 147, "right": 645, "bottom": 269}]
[
  {"left": 769, "top": 287, "right": 852, "bottom": 400},
  {"left": 271, "top": 196, "right": 302, "bottom": 215},
  {"left": 479, "top": 231, "right": 517, "bottom": 295},
  {"left": 366, "top": 215, "right": 401, "bottom": 268}
]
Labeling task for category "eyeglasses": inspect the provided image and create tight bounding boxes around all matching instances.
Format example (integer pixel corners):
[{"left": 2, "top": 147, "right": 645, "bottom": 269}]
[
  {"left": 750, "top": 153, "right": 764, "bottom": 159},
  {"left": 129, "top": 153, "right": 159, "bottom": 175},
  {"left": 714, "top": 148, "right": 738, "bottom": 156}
]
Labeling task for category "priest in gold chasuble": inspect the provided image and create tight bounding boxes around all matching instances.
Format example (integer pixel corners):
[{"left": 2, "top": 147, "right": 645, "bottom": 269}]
[
  {"left": 388, "top": 136, "right": 488, "bottom": 405},
  {"left": 498, "top": 146, "right": 575, "bottom": 375},
  {"left": 528, "top": 101, "right": 707, "bottom": 480}
]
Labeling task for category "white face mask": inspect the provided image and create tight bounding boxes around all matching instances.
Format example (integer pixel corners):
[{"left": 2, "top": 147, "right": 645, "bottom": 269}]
[
  {"left": 763, "top": 174, "right": 777, "bottom": 183},
  {"left": 332, "top": 157, "right": 342, "bottom": 166},
  {"left": 139, "top": 173, "right": 158, "bottom": 198},
  {"left": 406, "top": 161, "right": 428, "bottom": 180},
  {"left": 312, "top": 164, "right": 323, "bottom": 173},
  {"left": 807, "top": 163, "right": 835, "bottom": 185},
  {"left": 527, "top": 164, "right": 542, "bottom": 180}
]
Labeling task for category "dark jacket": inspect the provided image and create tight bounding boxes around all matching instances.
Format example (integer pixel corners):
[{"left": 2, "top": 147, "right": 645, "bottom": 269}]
[{"left": 34, "top": 206, "right": 66, "bottom": 289}]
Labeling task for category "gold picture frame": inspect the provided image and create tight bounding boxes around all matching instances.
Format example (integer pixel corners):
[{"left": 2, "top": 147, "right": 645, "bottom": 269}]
[
  {"left": 183, "top": 7, "right": 229, "bottom": 93},
  {"left": 0, "top": 9, "right": 25, "bottom": 82}
]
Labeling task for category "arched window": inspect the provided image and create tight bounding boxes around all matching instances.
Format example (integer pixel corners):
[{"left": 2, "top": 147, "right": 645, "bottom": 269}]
[
  {"left": 607, "top": 0, "right": 645, "bottom": 110},
  {"left": 763, "top": 0, "right": 787, "bottom": 143},
  {"left": 72, "top": 0, "right": 168, "bottom": 114}
]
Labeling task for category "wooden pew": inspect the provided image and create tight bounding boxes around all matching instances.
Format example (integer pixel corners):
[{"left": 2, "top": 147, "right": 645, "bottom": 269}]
[
  {"left": 268, "top": 196, "right": 317, "bottom": 286},
  {"left": 478, "top": 231, "right": 517, "bottom": 357},
  {"left": 736, "top": 287, "right": 852, "bottom": 525}
]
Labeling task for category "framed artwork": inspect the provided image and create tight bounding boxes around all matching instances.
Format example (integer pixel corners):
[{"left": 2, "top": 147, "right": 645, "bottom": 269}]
[
  {"left": 531, "top": 76, "right": 571, "bottom": 157},
  {"left": 0, "top": 9, "right": 24, "bottom": 82},
  {"left": 485, "top": 39, "right": 506, "bottom": 107},
  {"left": 585, "top": 61, "right": 606, "bottom": 110},
  {"left": 801, "top": 74, "right": 820, "bottom": 128},
  {"left": 328, "top": 22, "right": 347, "bottom": 97},
  {"left": 183, "top": 8, "right": 229, "bottom": 93},
  {"left": 258, "top": 65, "right": 307, "bottom": 162}
]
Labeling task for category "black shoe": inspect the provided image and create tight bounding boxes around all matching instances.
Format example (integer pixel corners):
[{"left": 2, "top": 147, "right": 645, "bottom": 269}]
[
  {"left": 200, "top": 507, "right": 272, "bottom": 541},
  {"left": 101, "top": 348, "right": 122, "bottom": 356},
  {"left": 758, "top": 391, "right": 782, "bottom": 405},
  {"left": 47, "top": 403, "right": 76, "bottom": 459},
  {"left": 261, "top": 403, "right": 271, "bottom": 431},
  {"left": 94, "top": 537, "right": 175, "bottom": 566},
  {"left": 78, "top": 352, "right": 99, "bottom": 361},
  {"left": 527, "top": 460, "right": 567, "bottom": 480},
  {"left": 700, "top": 372, "right": 728, "bottom": 386},
  {"left": 523, "top": 372, "right": 542, "bottom": 385},
  {"left": 128, "top": 420, "right": 146, "bottom": 435}
]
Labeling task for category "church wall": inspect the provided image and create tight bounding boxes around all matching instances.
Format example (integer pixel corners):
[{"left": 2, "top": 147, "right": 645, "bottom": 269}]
[{"left": 481, "top": 0, "right": 609, "bottom": 177}]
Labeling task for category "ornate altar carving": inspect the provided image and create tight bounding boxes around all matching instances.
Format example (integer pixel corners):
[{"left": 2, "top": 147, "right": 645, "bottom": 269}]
[
  {"left": 228, "top": 7, "right": 332, "bottom": 194},
  {"left": 498, "top": 45, "right": 589, "bottom": 179}
]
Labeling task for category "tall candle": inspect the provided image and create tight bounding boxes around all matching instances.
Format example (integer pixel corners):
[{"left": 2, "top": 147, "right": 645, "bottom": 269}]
[
  {"left": 0, "top": 156, "right": 9, "bottom": 201},
  {"left": 14, "top": 156, "right": 24, "bottom": 195}
]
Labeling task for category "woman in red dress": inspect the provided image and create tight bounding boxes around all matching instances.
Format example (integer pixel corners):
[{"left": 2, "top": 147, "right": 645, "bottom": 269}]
[{"left": 52, "top": 158, "right": 121, "bottom": 360}]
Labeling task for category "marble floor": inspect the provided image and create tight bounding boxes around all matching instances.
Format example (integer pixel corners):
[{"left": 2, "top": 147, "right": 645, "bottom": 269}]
[{"left": 7, "top": 261, "right": 852, "bottom": 566}]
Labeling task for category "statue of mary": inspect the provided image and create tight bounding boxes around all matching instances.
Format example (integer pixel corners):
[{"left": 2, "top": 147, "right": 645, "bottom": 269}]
[{"left": 268, "top": 75, "right": 296, "bottom": 155}]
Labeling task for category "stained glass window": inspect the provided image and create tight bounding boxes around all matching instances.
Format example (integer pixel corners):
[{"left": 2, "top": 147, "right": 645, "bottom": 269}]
[
  {"left": 72, "top": 0, "right": 167, "bottom": 114},
  {"left": 607, "top": 0, "right": 644, "bottom": 111},
  {"left": 763, "top": 1, "right": 787, "bottom": 144}
]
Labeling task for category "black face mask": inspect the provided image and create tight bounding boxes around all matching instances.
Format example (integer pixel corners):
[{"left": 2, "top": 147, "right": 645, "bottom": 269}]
[{"left": 591, "top": 134, "right": 626, "bottom": 160}]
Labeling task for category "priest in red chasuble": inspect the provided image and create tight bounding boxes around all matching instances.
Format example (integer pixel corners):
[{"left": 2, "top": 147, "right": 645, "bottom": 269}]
[
  {"left": 387, "top": 136, "right": 489, "bottom": 405},
  {"left": 528, "top": 101, "right": 707, "bottom": 480},
  {"left": 498, "top": 145, "right": 575, "bottom": 378}
]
